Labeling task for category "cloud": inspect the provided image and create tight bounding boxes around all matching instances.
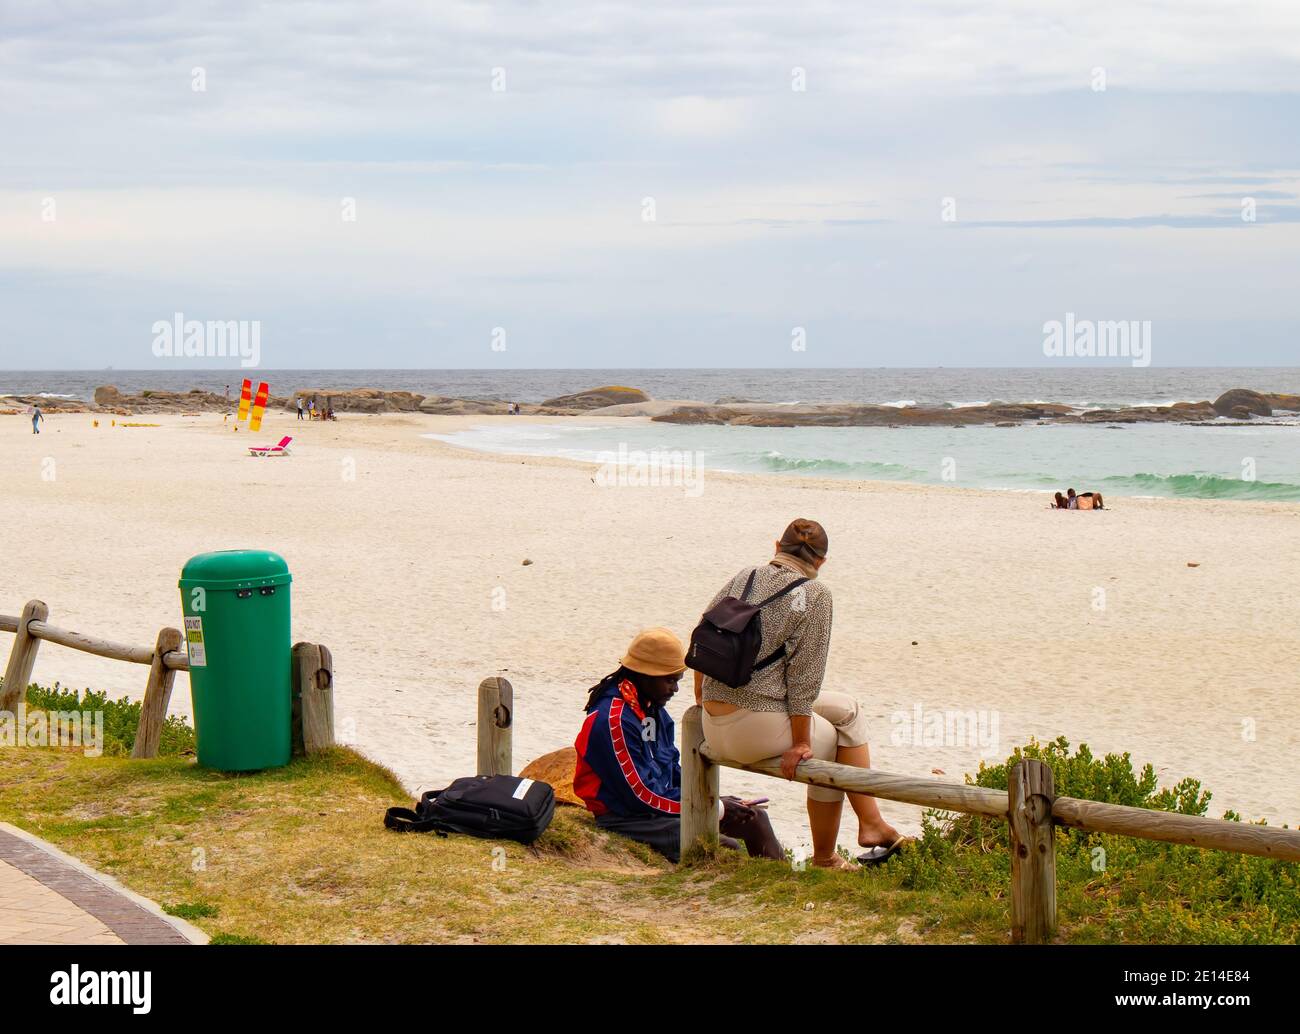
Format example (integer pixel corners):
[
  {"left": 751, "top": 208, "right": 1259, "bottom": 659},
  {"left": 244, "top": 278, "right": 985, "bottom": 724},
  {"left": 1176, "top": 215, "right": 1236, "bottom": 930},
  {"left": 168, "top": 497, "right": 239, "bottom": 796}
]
[
  {"left": 652, "top": 97, "right": 753, "bottom": 137},
  {"left": 964, "top": 206, "right": 1300, "bottom": 229},
  {"left": 4, "top": 2, "right": 1300, "bottom": 367}
]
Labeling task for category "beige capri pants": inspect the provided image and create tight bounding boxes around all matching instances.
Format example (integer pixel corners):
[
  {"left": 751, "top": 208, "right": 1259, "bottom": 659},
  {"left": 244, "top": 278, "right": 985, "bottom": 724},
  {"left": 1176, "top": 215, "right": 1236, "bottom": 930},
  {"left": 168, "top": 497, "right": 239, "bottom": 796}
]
[{"left": 701, "top": 691, "right": 870, "bottom": 803}]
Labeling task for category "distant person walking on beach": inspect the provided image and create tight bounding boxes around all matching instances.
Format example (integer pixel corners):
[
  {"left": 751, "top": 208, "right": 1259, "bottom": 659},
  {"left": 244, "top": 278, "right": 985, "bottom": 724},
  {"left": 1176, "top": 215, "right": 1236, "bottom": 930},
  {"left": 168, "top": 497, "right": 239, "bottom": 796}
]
[
  {"left": 691, "top": 518, "right": 909, "bottom": 869},
  {"left": 308, "top": 398, "right": 316, "bottom": 420},
  {"left": 296, "top": 397, "right": 305, "bottom": 420},
  {"left": 30, "top": 404, "right": 43, "bottom": 434}
]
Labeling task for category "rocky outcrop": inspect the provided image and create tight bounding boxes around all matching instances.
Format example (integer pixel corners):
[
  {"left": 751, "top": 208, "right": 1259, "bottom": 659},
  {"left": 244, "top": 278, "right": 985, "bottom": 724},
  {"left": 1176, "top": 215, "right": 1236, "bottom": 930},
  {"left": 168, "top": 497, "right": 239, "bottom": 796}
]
[
  {"left": 88, "top": 385, "right": 276, "bottom": 414},
  {"left": 1261, "top": 393, "right": 1300, "bottom": 412},
  {"left": 1212, "top": 389, "right": 1271, "bottom": 418},
  {"left": 4, "top": 395, "right": 91, "bottom": 413},
  {"left": 1078, "top": 401, "right": 1217, "bottom": 423},
  {"left": 653, "top": 401, "right": 1076, "bottom": 428},
  {"left": 517, "top": 747, "right": 582, "bottom": 807},
  {"left": 13, "top": 384, "right": 1294, "bottom": 425},
  {"left": 418, "top": 395, "right": 519, "bottom": 415},
  {"left": 538, "top": 385, "right": 650, "bottom": 411},
  {"left": 286, "top": 388, "right": 424, "bottom": 413},
  {"left": 650, "top": 391, "right": 1300, "bottom": 427}
]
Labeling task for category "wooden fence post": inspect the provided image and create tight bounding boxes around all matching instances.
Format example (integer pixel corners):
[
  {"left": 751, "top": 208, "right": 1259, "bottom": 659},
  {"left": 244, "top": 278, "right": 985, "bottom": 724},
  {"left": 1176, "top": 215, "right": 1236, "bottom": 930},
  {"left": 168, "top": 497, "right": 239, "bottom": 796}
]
[
  {"left": 1009, "top": 758, "right": 1057, "bottom": 944},
  {"left": 293, "top": 642, "right": 335, "bottom": 755},
  {"left": 679, "top": 705, "right": 719, "bottom": 861},
  {"left": 131, "top": 627, "right": 184, "bottom": 758},
  {"left": 476, "top": 676, "right": 513, "bottom": 777},
  {"left": 1, "top": 599, "right": 49, "bottom": 713}
]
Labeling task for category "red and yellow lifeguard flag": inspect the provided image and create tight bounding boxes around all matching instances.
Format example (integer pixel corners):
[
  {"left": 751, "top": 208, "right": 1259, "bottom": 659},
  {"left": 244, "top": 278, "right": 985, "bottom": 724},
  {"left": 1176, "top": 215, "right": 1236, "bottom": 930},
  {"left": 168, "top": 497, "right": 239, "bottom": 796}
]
[
  {"left": 237, "top": 378, "right": 253, "bottom": 422},
  {"left": 248, "top": 381, "right": 270, "bottom": 432}
]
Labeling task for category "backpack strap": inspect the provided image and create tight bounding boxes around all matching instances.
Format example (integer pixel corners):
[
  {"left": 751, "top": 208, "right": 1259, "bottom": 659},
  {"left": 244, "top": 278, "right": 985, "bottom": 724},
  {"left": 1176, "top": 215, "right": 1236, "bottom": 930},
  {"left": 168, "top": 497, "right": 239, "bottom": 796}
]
[
  {"left": 752, "top": 645, "right": 787, "bottom": 673},
  {"left": 750, "top": 577, "right": 810, "bottom": 673},
  {"left": 737, "top": 569, "right": 758, "bottom": 602},
  {"left": 755, "top": 576, "right": 808, "bottom": 607},
  {"left": 383, "top": 806, "right": 450, "bottom": 836}
]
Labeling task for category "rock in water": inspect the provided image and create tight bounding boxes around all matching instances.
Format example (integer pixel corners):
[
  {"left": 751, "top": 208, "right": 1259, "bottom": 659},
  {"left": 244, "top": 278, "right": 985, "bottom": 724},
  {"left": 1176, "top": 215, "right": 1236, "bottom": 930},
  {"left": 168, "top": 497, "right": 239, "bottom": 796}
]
[
  {"left": 418, "top": 395, "right": 514, "bottom": 415},
  {"left": 1212, "top": 389, "right": 1271, "bottom": 418},
  {"left": 538, "top": 385, "right": 650, "bottom": 410},
  {"left": 94, "top": 385, "right": 122, "bottom": 407},
  {"left": 518, "top": 747, "right": 582, "bottom": 807},
  {"left": 285, "top": 388, "right": 425, "bottom": 413}
]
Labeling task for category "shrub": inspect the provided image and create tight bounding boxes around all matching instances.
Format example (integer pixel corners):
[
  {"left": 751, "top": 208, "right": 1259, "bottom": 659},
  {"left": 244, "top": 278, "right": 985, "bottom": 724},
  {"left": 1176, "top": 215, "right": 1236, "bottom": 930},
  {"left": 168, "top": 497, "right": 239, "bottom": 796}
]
[
  {"left": 890, "top": 736, "right": 1298, "bottom": 942},
  {"left": 15, "top": 681, "right": 195, "bottom": 757}
]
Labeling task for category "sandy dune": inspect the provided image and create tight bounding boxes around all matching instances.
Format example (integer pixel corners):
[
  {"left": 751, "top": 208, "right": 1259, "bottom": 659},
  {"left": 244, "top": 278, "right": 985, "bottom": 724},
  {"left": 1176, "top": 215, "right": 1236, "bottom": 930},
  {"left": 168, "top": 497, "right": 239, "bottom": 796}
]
[{"left": 3, "top": 409, "right": 1297, "bottom": 852}]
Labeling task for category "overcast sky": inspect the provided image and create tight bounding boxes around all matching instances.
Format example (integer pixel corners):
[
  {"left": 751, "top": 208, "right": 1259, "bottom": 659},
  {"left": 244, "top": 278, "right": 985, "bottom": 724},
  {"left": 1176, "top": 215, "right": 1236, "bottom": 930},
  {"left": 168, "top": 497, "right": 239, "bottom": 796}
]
[{"left": 3, "top": 1, "right": 1300, "bottom": 369}]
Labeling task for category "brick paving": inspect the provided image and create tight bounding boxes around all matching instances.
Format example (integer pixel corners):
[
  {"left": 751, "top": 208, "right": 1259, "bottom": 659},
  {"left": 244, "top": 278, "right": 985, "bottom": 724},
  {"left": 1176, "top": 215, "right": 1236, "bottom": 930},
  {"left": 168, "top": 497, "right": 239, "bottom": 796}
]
[{"left": 0, "top": 826, "right": 202, "bottom": 945}]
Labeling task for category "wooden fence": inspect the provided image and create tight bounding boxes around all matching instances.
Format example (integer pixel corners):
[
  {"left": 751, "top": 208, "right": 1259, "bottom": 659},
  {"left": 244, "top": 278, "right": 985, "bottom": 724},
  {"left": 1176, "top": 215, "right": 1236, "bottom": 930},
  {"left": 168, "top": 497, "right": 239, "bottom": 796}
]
[
  {"left": 677, "top": 706, "right": 1300, "bottom": 943},
  {"left": 471, "top": 686, "right": 1300, "bottom": 944},
  {"left": 1, "top": 598, "right": 333, "bottom": 758},
  {"left": 9, "top": 607, "right": 1297, "bottom": 944}
]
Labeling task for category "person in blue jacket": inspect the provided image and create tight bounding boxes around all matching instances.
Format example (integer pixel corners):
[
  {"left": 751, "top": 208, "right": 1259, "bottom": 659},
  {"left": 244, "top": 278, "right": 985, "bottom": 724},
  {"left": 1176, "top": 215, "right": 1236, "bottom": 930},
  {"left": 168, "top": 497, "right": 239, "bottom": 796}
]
[{"left": 574, "top": 627, "right": 782, "bottom": 863}]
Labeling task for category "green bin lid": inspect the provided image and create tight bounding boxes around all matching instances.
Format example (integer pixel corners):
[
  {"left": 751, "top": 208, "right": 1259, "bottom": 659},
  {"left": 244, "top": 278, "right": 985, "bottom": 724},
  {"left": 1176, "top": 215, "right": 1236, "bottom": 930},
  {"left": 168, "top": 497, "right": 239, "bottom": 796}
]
[{"left": 179, "top": 550, "right": 293, "bottom": 590}]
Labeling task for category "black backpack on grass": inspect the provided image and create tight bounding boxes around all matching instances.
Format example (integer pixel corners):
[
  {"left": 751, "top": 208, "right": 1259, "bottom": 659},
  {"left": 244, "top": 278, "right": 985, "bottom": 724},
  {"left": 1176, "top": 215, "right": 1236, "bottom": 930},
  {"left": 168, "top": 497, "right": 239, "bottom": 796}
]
[
  {"left": 384, "top": 774, "right": 556, "bottom": 845},
  {"left": 688, "top": 569, "right": 809, "bottom": 688}
]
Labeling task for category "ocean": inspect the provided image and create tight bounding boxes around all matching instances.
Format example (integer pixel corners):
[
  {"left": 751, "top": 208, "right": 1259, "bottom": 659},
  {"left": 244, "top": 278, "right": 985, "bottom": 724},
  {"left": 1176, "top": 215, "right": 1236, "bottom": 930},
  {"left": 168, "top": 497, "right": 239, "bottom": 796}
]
[
  {"left": 8, "top": 367, "right": 1300, "bottom": 500},
  {"left": 5, "top": 366, "right": 1300, "bottom": 409}
]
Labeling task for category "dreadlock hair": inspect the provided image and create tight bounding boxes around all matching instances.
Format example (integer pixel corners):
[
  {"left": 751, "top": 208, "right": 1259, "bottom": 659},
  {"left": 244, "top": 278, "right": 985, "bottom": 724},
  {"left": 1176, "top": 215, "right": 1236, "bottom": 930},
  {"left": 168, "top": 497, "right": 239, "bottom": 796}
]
[{"left": 583, "top": 665, "right": 653, "bottom": 713}]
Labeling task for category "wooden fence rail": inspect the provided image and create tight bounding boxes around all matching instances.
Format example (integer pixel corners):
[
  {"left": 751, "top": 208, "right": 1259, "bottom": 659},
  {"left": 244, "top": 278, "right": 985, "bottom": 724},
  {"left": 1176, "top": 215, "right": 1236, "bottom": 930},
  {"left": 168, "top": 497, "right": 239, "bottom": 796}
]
[
  {"left": 472, "top": 695, "right": 1300, "bottom": 939},
  {"left": 1, "top": 598, "right": 331, "bottom": 759},
  {"left": 675, "top": 704, "right": 1300, "bottom": 944}
]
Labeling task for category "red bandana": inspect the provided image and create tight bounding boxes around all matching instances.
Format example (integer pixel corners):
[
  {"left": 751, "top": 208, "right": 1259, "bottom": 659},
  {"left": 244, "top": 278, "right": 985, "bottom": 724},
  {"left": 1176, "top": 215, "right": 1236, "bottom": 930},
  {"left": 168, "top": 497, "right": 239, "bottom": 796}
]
[{"left": 617, "top": 678, "right": 645, "bottom": 722}]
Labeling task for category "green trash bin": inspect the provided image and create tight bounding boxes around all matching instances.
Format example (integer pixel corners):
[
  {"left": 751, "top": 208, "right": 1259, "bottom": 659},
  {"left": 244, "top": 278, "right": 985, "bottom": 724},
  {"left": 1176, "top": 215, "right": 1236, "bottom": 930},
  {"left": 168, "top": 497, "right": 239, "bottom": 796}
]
[{"left": 179, "top": 550, "right": 293, "bottom": 771}]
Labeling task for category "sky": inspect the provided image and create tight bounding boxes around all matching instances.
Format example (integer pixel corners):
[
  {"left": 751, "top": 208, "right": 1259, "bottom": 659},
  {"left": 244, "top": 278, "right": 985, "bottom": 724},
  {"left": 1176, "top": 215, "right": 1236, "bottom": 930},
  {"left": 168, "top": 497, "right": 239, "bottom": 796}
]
[{"left": 2, "top": 0, "right": 1300, "bottom": 370}]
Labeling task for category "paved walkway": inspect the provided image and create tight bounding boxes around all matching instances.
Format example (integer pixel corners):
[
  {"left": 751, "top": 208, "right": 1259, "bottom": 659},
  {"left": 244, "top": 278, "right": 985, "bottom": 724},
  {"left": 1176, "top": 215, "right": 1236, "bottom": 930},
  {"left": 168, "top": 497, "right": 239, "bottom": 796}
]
[{"left": 0, "top": 824, "right": 206, "bottom": 945}]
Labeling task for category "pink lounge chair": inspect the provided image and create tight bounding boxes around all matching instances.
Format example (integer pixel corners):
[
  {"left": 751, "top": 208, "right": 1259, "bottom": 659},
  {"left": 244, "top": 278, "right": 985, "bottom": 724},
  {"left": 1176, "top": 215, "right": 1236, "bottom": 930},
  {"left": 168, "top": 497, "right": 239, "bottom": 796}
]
[{"left": 248, "top": 435, "right": 293, "bottom": 457}]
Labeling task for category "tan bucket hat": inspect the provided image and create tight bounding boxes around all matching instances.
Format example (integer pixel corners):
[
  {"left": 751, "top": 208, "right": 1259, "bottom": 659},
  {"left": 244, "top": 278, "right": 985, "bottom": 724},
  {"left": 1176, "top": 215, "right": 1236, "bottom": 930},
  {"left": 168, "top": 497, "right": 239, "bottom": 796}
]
[{"left": 620, "top": 627, "right": 687, "bottom": 677}]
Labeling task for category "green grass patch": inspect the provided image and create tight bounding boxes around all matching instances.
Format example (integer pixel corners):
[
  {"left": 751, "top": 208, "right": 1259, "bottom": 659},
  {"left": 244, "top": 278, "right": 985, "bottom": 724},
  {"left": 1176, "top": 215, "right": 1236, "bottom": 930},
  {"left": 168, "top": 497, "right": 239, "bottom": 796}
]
[{"left": 0, "top": 682, "right": 1293, "bottom": 943}]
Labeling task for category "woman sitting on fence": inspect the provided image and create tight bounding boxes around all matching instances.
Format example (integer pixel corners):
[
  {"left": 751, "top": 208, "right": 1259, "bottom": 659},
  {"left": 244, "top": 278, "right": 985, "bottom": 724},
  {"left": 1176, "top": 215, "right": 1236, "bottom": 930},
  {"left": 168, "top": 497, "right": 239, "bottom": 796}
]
[{"left": 692, "top": 518, "right": 909, "bottom": 869}]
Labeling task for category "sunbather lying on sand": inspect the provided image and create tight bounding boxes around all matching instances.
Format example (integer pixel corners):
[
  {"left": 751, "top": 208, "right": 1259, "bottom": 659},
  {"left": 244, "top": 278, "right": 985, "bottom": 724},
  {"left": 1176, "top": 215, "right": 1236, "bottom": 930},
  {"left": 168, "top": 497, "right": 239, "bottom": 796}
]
[{"left": 1054, "top": 489, "right": 1105, "bottom": 510}]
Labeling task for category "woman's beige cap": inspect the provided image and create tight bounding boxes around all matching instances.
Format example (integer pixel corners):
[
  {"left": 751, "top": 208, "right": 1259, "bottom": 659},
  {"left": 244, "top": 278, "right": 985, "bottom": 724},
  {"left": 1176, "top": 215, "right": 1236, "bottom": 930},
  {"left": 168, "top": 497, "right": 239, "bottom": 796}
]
[{"left": 620, "top": 627, "right": 687, "bottom": 676}]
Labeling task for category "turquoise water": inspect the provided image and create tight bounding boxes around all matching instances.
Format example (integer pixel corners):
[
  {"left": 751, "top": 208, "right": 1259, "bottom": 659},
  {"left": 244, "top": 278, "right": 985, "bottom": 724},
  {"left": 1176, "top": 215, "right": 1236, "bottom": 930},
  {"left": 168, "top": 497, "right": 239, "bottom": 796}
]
[{"left": 429, "top": 420, "right": 1300, "bottom": 501}]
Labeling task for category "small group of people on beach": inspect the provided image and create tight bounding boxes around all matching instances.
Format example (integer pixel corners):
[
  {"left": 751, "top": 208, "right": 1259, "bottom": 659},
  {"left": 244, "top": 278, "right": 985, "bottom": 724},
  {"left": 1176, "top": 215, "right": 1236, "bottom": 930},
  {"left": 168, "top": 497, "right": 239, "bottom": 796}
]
[
  {"left": 295, "top": 397, "right": 336, "bottom": 421},
  {"left": 573, "top": 518, "right": 910, "bottom": 870},
  {"left": 1053, "top": 488, "right": 1104, "bottom": 510}
]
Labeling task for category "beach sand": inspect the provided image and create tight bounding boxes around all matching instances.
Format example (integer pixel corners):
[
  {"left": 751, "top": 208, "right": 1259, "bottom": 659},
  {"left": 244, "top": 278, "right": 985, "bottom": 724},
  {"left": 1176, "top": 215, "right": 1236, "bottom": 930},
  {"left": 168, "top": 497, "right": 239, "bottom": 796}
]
[{"left": 3, "top": 409, "right": 1298, "bottom": 853}]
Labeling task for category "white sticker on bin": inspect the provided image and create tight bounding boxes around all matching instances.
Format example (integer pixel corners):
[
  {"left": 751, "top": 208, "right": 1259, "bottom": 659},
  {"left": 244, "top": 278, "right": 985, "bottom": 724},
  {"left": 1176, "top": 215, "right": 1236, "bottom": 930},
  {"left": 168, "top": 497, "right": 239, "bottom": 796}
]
[
  {"left": 184, "top": 615, "right": 206, "bottom": 668},
  {"left": 512, "top": 778, "right": 535, "bottom": 800}
]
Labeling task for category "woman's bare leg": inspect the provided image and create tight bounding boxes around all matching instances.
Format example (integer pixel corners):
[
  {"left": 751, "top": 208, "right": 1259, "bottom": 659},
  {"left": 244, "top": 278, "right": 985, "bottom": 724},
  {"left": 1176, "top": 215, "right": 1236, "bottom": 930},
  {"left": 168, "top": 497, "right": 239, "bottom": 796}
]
[
  {"left": 807, "top": 797, "right": 844, "bottom": 863},
  {"left": 836, "top": 742, "right": 901, "bottom": 848}
]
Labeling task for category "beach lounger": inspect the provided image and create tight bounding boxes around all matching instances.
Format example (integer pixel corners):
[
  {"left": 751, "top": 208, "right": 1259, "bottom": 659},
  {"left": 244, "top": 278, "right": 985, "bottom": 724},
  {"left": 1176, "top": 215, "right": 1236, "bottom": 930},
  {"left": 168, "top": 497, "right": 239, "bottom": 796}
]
[{"left": 248, "top": 435, "right": 293, "bottom": 457}]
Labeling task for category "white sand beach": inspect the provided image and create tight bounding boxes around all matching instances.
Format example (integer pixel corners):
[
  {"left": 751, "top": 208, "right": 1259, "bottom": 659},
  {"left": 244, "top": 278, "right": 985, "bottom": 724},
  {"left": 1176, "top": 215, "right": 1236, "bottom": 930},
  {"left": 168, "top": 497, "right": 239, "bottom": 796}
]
[{"left": 4, "top": 409, "right": 1298, "bottom": 852}]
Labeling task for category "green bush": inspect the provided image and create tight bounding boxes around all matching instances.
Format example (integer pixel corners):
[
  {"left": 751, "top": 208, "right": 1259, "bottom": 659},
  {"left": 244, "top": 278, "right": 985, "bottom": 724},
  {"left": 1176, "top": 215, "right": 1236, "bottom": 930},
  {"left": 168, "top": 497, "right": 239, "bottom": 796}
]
[
  {"left": 12, "top": 681, "right": 195, "bottom": 757},
  {"left": 890, "top": 736, "right": 1298, "bottom": 942}
]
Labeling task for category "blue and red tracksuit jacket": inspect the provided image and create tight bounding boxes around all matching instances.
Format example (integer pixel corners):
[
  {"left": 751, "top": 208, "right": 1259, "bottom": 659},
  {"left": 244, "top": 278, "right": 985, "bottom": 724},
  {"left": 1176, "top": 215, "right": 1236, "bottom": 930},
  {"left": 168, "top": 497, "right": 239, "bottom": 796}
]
[{"left": 574, "top": 677, "right": 681, "bottom": 818}]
